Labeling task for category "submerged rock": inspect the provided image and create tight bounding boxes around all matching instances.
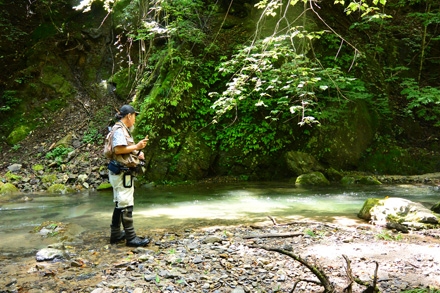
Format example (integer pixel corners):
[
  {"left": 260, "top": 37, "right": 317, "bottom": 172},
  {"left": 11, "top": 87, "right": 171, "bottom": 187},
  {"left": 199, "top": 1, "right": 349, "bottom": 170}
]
[{"left": 47, "top": 184, "right": 76, "bottom": 194}]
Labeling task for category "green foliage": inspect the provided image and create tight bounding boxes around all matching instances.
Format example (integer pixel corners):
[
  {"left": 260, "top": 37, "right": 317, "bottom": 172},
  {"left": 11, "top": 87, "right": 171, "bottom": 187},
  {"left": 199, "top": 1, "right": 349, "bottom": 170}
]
[
  {"left": 11, "top": 144, "right": 21, "bottom": 152},
  {"left": 0, "top": 90, "right": 20, "bottom": 113},
  {"left": 400, "top": 78, "right": 440, "bottom": 126},
  {"left": 45, "top": 146, "right": 73, "bottom": 164},
  {"left": 304, "top": 229, "right": 317, "bottom": 237},
  {"left": 375, "top": 230, "right": 402, "bottom": 241},
  {"left": 82, "top": 128, "right": 103, "bottom": 144},
  {"left": 32, "top": 165, "right": 44, "bottom": 172}
]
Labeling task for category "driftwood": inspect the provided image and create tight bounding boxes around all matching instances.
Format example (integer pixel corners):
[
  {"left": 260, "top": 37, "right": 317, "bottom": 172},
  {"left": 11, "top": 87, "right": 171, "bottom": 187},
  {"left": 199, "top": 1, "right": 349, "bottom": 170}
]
[
  {"left": 250, "top": 245, "right": 337, "bottom": 292},
  {"left": 250, "top": 246, "right": 381, "bottom": 293},
  {"left": 267, "top": 215, "right": 336, "bottom": 229},
  {"left": 243, "top": 233, "right": 303, "bottom": 239}
]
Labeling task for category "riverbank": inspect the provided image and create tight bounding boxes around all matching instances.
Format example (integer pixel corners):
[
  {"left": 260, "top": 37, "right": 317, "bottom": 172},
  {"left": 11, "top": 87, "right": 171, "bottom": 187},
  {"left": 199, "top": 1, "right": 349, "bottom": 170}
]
[{"left": 1, "top": 218, "right": 440, "bottom": 292}]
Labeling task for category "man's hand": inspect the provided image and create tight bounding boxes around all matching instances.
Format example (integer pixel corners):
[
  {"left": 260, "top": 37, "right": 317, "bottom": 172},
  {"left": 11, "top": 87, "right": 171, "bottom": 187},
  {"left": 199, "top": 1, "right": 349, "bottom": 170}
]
[
  {"left": 138, "top": 151, "right": 145, "bottom": 160},
  {"left": 114, "top": 136, "right": 149, "bottom": 155},
  {"left": 136, "top": 137, "right": 148, "bottom": 150}
]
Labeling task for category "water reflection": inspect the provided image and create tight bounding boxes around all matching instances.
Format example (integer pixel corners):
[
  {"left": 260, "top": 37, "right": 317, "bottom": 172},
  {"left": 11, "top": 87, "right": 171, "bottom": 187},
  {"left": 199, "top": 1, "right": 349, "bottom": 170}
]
[{"left": 0, "top": 182, "right": 438, "bottom": 255}]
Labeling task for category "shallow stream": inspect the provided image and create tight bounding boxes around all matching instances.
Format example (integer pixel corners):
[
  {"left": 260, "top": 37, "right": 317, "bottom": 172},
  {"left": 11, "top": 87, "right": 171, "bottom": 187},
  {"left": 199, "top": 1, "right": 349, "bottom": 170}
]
[{"left": 1, "top": 182, "right": 439, "bottom": 257}]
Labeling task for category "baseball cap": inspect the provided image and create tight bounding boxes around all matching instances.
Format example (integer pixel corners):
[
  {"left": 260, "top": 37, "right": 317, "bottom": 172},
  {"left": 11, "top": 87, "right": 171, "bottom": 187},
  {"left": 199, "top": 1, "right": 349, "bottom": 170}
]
[{"left": 119, "top": 105, "right": 140, "bottom": 116}]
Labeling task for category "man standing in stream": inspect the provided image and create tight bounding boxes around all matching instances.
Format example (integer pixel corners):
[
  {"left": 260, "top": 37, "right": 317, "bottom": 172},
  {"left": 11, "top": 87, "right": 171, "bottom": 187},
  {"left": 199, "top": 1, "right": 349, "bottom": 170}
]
[{"left": 106, "top": 104, "right": 150, "bottom": 247}]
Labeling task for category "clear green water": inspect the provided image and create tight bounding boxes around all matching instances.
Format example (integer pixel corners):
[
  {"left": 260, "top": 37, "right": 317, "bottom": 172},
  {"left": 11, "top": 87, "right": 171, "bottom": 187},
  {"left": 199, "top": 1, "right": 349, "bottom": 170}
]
[{"left": 0, "top": 182, "right": 439, "bottom": 256}]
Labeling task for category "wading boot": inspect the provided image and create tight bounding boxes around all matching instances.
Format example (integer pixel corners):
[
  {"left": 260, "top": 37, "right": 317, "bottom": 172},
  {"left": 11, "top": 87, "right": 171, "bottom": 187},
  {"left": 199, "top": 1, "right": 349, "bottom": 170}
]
[
  {"left": 121, "top": 206, "right": 150, "bottom": 247},
  {"left": 110, "top": 206, "right": 126, "bottom": 244}
]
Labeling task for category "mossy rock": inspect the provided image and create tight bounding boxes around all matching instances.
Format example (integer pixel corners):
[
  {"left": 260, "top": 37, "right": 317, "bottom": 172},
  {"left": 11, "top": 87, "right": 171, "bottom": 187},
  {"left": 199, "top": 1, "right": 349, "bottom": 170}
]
[
  {"left": 32, "top": 164, "right": 44, "bottom": 172},
  {"left": 40, "top": 66, "right": 74, "bottom": 98},
  {"left": 0, "top": 183, "right": 19, "bottom": 195},
  {"left": 324, "top": 167, "right": 343, "bottom": 182},
  {"left": 5, "top": 171, "right": 22, "bottom": 182},
  {"left": 97, "top": 182, "right": 112, "bottom": 191},
  {"left": 41, "top": 174, "right": 58, "bottom": 184},
  {"left": 432, "top": 202, "right": 440, "bottom": 214},
  {"left": 285, "top": 151, "right": 324, "bottom": 176},
  {"left": 358, "top": 198, "right": 381, "bottom": 220},
  {"left": 341, "top": 176, "right": 356, "bottom": 185},
  {"left": 341, "top": 175, "right": 381, "bottom": 185},
  {"left": 109, "top": 68, "right": 134, "bottom": 98},
  {"left": 54, "top": 134, "right": 73, "bottom": 148},
  {"left": 295, "top": 172, "right": 330, "bottom": 186},
  {"left": 47, "top": 184, "right": 76, "bottom": 194},
  {"left": 6, "top": 125, "right": 31, "bottom": 145}
]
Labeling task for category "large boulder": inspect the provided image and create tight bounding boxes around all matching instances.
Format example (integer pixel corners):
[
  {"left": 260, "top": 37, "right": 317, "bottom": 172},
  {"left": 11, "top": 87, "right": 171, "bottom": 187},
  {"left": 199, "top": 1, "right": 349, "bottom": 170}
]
[
  {"left": 318, "top": 101, "right": 377, "bottom": 170},
  {"left": 285, "top": 151, "right": 323, "bottom": 176},
  {"left": 172, "top": 132, "right": 216, "bottom": 180},
  {"left": 295, "top": 172, "right": 329, "bottom": 186},
  {"left": 358, "top": 197, "right": 440, "bottom": 230}
]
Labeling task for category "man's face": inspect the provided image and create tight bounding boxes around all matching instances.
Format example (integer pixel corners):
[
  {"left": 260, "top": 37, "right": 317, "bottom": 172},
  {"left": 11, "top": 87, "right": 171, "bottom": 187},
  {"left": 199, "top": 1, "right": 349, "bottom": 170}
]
[{"left": 126, "top": 113, "right": 136, "bottom": 128}]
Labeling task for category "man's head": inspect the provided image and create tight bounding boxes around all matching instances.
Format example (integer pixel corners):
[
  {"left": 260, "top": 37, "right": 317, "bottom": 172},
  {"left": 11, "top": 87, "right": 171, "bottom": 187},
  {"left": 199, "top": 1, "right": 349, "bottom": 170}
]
[
  {"left": 118, "top": 105, "right": 140, "bottom": 129},
  {"left": 119, "top": 105, "right": 140, "bottom": 117}
]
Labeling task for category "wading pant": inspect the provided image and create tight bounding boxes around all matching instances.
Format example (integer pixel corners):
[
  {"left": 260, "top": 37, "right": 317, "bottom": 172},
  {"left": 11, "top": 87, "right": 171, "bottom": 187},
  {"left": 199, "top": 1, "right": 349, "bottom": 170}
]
[{"left": 109, "top": 171, "right": 134, "bottom": 208}]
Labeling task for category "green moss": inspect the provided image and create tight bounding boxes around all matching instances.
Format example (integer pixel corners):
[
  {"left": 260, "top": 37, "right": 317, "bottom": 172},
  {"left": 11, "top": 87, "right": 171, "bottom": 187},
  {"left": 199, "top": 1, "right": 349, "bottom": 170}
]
[
  {"left": 30, "top": 23, "right": 57, "bottom": 42},
  {"left": 40, "top": 66, "right": 75, "bottom": 99},
  {"left": 432, "top": 202, "right": 440, "bottom": 214},
  {"left": 6, "top": 125, "right": 31, "bottom": 145},
  {"left": 5, "top": 171, "right": 22, "bottom": 182},
  {"left": 295, "top": 172, "right": 330, "bottom": 186},
  {"left": 341, "top": 176, "right": 356, "bottom": 185},
  {"left": 97, "top": 182, "right": 112, "bottom": 191},
  {"left": 341, "top": 175, "right": 381, "bottom": 185},
  {"left": 47, "top": 184, "right": 76, "bottom": 194},
  {"left": 109, "top": 68, "right": 134, "bottom": 98},
  {"left": 32, "top": 164, "right": 44, "bottom": 171},
  {"left": 358, "top": 198, "right": 382, "bottom": 220},
  {"left": 41, "top": 174, "right": 58, "bottom": 184},
  {"left": 0, "top": 183, "right": 19, "bottom": 195},
  {"left": 386, "top": 214, "right": 405, "bottom": 224}
]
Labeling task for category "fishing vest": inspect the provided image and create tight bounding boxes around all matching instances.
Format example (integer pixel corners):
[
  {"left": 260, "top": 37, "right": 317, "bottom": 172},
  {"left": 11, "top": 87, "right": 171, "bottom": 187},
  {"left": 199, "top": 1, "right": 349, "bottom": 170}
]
[{"left": 111, "top": 122, "right": 140, "bottom": 168}]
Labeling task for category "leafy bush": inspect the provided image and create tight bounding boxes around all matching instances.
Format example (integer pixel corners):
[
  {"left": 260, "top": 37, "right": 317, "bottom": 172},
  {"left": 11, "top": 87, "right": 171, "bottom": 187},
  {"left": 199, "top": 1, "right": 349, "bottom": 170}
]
[{"left": 45, "top": 146, "right": 73, "bottom": 164}]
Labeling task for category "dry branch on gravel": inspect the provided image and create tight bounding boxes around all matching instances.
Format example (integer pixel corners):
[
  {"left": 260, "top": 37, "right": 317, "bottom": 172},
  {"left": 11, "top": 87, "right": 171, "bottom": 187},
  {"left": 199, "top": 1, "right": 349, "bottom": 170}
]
[{"left": 249, "top": 245, "right": 380, "bottom": 293}]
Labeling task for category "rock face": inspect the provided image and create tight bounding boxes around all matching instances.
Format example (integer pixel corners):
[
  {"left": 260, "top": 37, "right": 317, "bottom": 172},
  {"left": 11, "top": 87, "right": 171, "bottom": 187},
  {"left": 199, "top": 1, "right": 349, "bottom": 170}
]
[
  {"left": 285, "top": 151, "right": 323, "bottom": 176},
  {"left": 358, "top": 197, "right": 440, "bottom": 230}
]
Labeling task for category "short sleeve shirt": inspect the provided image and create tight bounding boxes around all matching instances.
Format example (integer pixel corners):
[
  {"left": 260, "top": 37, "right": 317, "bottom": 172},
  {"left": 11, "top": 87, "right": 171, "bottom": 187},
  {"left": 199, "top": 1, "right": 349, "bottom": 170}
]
[{"left": 112, "top": 128, "right": 127, "bottom": 148}]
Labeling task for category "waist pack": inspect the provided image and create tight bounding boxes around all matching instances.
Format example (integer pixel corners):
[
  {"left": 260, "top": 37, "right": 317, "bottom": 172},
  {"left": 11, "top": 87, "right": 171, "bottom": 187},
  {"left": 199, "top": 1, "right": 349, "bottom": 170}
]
[{"left": 108, "top": 160, "right": 129, "bottom": 175}]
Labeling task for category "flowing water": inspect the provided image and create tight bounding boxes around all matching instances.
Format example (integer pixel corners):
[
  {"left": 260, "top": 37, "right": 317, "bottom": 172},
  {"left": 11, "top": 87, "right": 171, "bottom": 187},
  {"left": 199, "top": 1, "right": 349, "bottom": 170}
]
[{"left": 0, "top": 182, "right": 439, "bottom": 257}]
